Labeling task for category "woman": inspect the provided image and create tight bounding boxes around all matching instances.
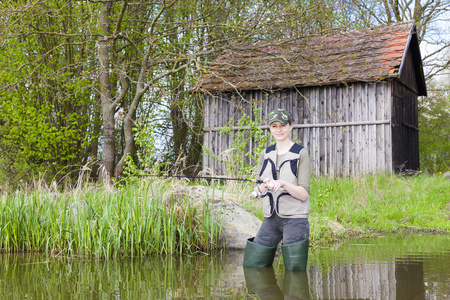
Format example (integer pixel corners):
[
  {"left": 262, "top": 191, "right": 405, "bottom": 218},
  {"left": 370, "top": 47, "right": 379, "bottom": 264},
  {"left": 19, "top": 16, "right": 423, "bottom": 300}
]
[{"left": 243, "top": 109, "right": 311, "bottom": 271}]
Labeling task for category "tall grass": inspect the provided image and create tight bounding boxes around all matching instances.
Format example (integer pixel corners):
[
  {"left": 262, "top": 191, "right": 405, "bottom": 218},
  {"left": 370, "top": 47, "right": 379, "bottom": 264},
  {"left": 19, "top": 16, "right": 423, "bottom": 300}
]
[{"left": 0, "top": 179, "right": 222, "bottom": 258}]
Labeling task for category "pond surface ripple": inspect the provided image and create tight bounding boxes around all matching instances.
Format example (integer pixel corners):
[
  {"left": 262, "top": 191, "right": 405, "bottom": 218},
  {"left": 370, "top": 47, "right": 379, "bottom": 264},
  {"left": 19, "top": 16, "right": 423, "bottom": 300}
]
[{"left": 0, "top": 234, "right": 448, "bottom": 299}]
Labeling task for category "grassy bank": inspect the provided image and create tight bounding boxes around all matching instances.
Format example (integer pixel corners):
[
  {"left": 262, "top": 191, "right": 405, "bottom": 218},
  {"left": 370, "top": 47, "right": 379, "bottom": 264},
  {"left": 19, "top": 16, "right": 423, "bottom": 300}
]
[
  {"left": 239, "top": 173, "right": 450, "bottom": 246},
  {"left": 0, "top": 174, "right": 449, "bottom": 257}
]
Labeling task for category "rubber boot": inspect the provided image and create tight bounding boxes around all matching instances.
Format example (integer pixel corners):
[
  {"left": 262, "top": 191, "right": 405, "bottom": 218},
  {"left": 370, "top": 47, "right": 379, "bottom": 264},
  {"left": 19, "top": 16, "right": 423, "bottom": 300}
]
[
  {"left": 243, "top": 237, "right": 277, "bottom": 267},
  {"left": 283, "top": 271, "right": 311, "bottom": 299},
  {"left": 244, "top": 266, "right": 283, "bottom": 298},
  {"left": 281, "top": 239, "right": 309, "bottom": 271}
]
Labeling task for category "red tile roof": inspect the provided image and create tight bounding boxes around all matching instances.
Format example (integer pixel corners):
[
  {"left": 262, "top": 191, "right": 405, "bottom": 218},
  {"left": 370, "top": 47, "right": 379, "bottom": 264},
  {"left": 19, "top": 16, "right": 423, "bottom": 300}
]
[{"left": 198, "top": 21, "right": 418, "bottom": 91}]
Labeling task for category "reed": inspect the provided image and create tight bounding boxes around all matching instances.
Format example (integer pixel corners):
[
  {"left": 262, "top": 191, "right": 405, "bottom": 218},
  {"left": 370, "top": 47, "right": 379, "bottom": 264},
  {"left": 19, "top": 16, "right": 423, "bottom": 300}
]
[{"left": 0, "top": 179, "right": 222, "bottom": 258}]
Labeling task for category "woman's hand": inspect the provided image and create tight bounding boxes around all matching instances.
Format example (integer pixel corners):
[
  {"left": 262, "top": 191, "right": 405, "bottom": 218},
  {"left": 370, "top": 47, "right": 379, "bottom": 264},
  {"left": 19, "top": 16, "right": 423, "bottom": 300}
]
[
  {"left": 251, "top": 178, "right": 269, "bottom": 198},
  {"left": 263, "top": 178, "right": 309, "bottom": 201},
  {"left": 264, "top": 179, "right": 285, "bottom": 192}
]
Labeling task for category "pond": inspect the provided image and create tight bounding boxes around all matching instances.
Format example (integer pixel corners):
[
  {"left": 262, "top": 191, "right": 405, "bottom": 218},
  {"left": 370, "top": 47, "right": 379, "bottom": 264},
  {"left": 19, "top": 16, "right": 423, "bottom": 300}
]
[{"left": 0, "top": 234, "right": 448, "bottom": 299}]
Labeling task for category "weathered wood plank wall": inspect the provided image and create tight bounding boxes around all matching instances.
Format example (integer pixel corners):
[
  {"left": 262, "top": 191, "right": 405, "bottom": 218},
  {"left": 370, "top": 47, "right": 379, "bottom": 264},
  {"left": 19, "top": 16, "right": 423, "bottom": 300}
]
[
  {"left": 203, "top": 81, "right": 395, "bottom": 177},
  {"left": 392, "top": 80, "right": 420, "bottom": 171}
]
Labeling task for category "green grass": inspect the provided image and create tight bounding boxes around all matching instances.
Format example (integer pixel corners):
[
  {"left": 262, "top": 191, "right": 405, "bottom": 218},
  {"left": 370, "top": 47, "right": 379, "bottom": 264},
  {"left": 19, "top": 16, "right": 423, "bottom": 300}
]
[
  {"left": 307, "top": 173, "right": 450, "bottom": 245},
  {"left": 0, "top": 173, "right": 449, "bottom": 257}
]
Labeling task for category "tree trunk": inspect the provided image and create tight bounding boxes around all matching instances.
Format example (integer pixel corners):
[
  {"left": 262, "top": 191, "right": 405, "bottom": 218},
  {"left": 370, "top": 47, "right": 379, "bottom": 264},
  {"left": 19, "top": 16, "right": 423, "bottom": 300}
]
[
  {"left": 186, "top": 95, "right": 204, "bottom": 176},
  {"left": 90, "top": 92, "right": 101, "bottom": 179},
  {"left": 114, "top": 109, "right": 136, "bottom": 177},
  {"left": 98, "top": 1, "right": 115, "bottom": 184}
]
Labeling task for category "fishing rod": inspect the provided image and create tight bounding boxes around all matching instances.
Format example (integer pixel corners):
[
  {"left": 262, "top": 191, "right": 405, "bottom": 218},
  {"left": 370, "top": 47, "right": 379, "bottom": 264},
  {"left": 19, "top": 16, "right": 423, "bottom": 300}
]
[
  {"left": 134, "top": 173, "right": 260, "bottom": 182},
  {"left": 132, "top": 174, "right": 269, "bottom": 198}
]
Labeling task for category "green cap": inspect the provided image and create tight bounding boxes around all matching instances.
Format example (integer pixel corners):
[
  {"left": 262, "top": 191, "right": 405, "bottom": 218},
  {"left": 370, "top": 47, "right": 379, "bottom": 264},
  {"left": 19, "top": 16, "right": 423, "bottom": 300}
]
[{"left": 268, "top": 109, "right": 292, "bottom": 125}]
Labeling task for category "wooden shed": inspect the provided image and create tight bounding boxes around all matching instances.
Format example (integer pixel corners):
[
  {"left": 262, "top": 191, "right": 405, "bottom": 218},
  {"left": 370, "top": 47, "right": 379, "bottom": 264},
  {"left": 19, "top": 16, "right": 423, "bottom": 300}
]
[{"left": 198, "top": 21, "right": 427, "bottom": 177}]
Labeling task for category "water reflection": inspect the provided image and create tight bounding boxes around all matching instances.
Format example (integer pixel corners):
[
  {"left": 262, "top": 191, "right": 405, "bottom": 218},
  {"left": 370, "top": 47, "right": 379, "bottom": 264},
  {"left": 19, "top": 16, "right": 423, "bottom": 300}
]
[
  {"left": 306, "top": 234, "right": 450, "bottom": 299},
  {"left": 396, "top": 258, "right": 426, "bottom": 299},
  {"left": 308, "top": 259, "right": 425, "bottom": 299},
  {"left": 244, "top": 267, "right": 311, "bottom": 299},
  {"left": 283, "top": 271, "right": 311, "bottom": 299},
  {"left": 244, "top": 267, "right": 284, "bottom": 299},
  {"left": 0, "top": 252, "right": 246, "bottom": 299},
  {"left": 0, "top": 234, "right": 448, "bottom": 299}
]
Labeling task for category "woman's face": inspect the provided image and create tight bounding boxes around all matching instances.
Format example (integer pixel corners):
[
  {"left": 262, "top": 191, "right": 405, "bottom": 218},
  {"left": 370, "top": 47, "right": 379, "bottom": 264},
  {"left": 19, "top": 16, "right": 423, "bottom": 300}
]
[{"left": 269, "top": 121, "right": 292, "bottom": 142}]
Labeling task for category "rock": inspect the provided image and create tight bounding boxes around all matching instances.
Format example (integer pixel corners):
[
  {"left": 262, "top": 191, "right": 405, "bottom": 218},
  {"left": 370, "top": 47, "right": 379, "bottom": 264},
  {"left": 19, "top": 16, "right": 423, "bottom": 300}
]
[
  {"left": 326, "top": 218, "right": 348, "bottom": 235},
  {"left": 443, "top": 171, "right": 450, "bottom": 180},
  {"left": 178, "top": 186, "right": 262, "bottom": 250}
]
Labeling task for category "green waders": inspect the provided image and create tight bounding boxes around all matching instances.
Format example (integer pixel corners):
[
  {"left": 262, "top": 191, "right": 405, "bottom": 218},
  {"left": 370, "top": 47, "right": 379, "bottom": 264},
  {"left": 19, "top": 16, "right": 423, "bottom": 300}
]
[
  {"left": 281, "top": 239, "right": 309, "bottom": 271},
  {"left": 243, "top": 237, "right": 277, "bottom": 268}
]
